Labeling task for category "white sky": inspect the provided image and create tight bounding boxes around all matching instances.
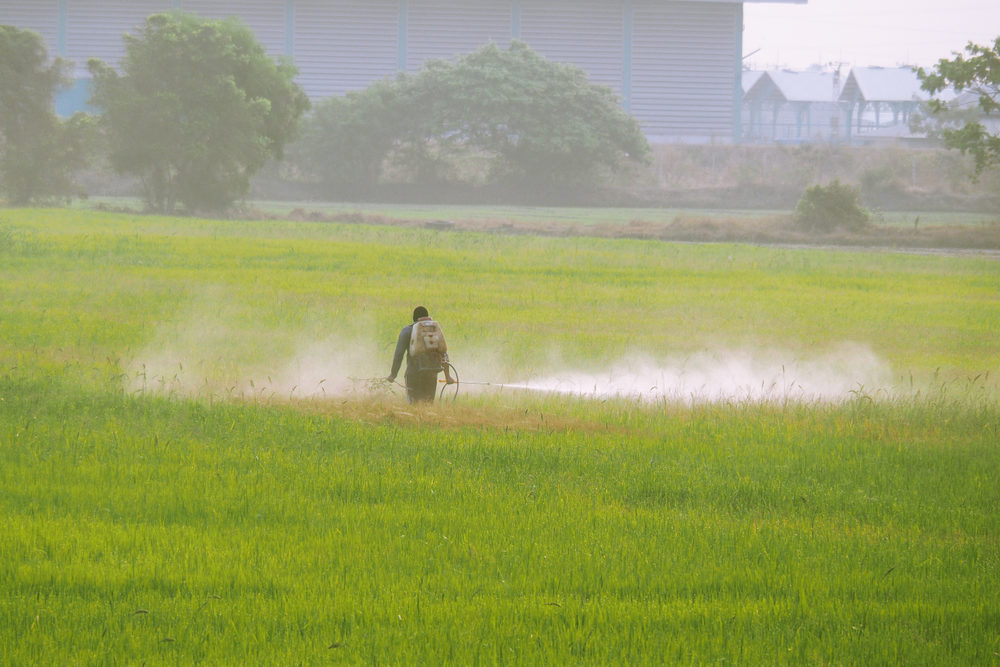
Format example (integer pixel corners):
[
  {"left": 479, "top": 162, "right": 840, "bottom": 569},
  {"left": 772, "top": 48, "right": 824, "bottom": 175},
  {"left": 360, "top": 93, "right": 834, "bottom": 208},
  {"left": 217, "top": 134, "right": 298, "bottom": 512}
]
[{"left": 742, "top": 0, "right": 1000, "bottom": 70}]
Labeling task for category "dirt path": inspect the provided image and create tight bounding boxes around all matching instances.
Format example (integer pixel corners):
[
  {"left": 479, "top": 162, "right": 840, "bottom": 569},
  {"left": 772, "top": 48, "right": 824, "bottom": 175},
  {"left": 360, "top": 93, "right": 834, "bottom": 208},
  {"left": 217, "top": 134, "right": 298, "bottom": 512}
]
[{"left": 282, "top": 207, "right": 1000, "bottom": 258}]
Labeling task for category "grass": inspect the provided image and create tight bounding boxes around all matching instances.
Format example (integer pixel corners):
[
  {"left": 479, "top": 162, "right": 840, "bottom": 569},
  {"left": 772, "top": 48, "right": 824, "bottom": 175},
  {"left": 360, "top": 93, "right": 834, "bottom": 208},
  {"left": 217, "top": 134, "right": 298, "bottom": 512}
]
[
  {"left": 1, "top": 207, "right": 998, "bottom": 663},
  {"left": 3, "top": 376, "right": 997, "bottom": 663}
]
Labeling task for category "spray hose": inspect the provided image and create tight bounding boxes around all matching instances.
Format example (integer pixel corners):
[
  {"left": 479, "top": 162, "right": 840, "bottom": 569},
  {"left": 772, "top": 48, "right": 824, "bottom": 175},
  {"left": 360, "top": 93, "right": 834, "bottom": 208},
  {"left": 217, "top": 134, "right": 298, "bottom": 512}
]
[{"left": 439, "top": 362, "right": 460, "bottom": 402}]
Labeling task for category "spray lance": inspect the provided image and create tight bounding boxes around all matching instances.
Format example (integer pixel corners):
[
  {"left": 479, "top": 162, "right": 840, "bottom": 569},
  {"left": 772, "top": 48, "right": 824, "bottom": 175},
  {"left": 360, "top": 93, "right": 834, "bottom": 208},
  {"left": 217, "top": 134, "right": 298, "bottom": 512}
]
[{"left": 437, "top": 362, "right": 540, "bottom": 401}]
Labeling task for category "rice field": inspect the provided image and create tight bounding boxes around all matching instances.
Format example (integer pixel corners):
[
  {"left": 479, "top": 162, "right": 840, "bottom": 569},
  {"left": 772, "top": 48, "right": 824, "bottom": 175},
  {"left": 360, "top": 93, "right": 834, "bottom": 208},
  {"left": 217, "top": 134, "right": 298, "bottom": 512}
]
[{"left": 1, "top": 207, "right": 998, "bottom": 663}]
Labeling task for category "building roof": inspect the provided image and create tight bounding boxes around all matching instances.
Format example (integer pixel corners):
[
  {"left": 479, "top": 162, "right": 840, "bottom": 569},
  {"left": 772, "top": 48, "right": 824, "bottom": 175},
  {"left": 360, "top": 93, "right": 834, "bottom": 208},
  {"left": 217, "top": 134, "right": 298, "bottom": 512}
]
[
  {"left": 741, "top": 70, "right": 765, "bottom": 94},
  {"left": 745, "top": 69, "right": 843, "bottom": 103},
  {"left": 839, "top": 66, "right": 927, "bottom": 103}
]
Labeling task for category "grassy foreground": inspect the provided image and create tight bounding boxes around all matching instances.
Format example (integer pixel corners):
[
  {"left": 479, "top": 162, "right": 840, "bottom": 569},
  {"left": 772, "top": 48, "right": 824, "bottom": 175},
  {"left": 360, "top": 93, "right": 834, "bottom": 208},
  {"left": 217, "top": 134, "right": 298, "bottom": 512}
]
[{"left": 1, "top": 208, "right": 999, "bottom": 663}]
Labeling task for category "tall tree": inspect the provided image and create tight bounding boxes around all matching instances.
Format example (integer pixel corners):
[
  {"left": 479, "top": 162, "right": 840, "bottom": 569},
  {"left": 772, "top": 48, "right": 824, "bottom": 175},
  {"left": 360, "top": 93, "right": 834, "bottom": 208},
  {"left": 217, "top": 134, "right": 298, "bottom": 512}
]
[
  {"left": 0, "top": 25, "right": 90, "bottom": 205},
  {"left": 418, "top": 41, "right": 650, "bottom": 188},
  {"left": 918, "top": 37, "right": 1000, "bottom": 177},
  {"left": 88, "top": 12, "right": 309, "bottom": 213}
]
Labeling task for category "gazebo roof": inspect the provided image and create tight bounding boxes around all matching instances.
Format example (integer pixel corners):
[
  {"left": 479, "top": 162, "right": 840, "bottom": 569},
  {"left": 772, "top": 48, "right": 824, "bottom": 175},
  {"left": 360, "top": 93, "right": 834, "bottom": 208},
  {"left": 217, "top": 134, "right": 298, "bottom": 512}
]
[
  {"left": 742, "top": 70, "right": 765, "bottom": 94},
  {"left": 838, "top": 66, "right": 927, "bottom": 103},
  {"left": 745, "top": 69, "right": 843, "bottom": 103}
]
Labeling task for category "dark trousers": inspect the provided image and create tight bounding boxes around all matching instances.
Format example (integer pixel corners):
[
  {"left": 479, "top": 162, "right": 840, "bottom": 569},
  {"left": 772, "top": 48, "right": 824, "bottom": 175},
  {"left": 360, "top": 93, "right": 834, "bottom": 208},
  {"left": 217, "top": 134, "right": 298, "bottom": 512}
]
[{"left": 406, "top": 371, "right": 439, "bottom": 403}]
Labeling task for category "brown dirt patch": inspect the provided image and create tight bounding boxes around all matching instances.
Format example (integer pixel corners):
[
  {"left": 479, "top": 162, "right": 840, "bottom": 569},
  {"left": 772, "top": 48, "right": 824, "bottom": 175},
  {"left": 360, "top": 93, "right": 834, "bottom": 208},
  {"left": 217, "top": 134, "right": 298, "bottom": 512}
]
[{"left": 270, "top": 207, "right": 1000, "bottom": 254}]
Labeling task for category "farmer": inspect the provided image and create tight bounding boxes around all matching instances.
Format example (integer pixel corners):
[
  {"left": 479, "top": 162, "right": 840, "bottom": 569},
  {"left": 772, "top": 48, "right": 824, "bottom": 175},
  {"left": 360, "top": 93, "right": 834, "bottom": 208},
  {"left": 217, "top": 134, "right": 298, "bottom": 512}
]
[{"left": 387, "top": 306, "right": 455, "bottom": 403}]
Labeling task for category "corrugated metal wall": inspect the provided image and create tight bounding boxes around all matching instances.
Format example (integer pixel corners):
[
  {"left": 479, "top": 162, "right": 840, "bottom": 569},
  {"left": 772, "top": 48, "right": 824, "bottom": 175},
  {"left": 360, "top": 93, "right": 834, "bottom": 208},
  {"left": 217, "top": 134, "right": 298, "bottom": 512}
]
[
  {"left": 65, "top": 0, "right": 168, "bottom": 71},
  {"left": 0, "top": 0, "right": 60, "bottom": 60},
  {"left": 0, "top": 0, "right": 745, "bottom": 141},
  {"left": 293, "top": 0, "right": 399, "bottom": 98},
  {"left": 182, "top": 0, "right": 288, "bottom": 56},
  {"left": 406, "top": 0, "right": 511, "bottom": 71},
  {"left": 519, "top": 0, "right": 624, "bottom": 92},
  {"left": 632, "top": 0, "right": 740, "bottom": 139}
]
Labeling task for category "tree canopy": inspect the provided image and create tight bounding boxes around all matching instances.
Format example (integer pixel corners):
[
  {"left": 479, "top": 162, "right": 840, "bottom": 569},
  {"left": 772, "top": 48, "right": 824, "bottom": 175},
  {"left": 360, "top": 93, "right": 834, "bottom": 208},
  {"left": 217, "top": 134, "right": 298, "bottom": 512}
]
[
  {"left": 88, "top": 12, "right": 309, "bottom": 213},
  {"left": 918, "top": 36, "right": 1000, "bottom": 177},
  {"left": 0, "top": 25, "right": 90, "bottom": 205},
  {"left": 296, "top": 41, "right": 650, "bottom": 198}
]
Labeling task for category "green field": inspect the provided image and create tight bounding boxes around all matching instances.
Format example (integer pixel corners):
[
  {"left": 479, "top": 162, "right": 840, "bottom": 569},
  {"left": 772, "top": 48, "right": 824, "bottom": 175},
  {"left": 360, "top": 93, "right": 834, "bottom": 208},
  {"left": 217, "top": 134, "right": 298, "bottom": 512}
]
[{"left": 1, "top": 208, "right": 998, "bottom": 663}]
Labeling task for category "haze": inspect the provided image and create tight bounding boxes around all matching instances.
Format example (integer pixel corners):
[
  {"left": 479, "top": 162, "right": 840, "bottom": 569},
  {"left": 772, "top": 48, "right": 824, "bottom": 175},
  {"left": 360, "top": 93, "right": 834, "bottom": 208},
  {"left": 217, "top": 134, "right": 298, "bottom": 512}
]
[{"left": 744, "top": 0, "right": 1000, "bottom": 70}]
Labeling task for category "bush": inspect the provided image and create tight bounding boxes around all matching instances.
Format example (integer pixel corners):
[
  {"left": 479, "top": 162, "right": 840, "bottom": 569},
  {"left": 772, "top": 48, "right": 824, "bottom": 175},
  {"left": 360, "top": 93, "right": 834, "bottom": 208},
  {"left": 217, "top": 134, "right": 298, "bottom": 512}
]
[{"left": 795, "top": 180, "right": 870, "bottom": 232}]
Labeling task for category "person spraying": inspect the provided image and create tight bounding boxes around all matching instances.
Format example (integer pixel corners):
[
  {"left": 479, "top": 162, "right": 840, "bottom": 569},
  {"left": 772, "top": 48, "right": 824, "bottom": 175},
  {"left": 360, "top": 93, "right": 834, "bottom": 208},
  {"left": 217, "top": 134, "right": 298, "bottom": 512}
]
[{"left": 386, "top": 306, "right": 455, "bottom": 403}]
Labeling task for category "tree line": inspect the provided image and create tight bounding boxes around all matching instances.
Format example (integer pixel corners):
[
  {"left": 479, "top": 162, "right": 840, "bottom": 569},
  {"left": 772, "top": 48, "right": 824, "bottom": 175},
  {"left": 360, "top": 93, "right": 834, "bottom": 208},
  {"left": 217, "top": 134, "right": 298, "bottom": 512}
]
[
  {"left": 0, "top": 13, "right": 647, "bottom": 213},
  {"left": 1, "top": 14, "right": 997, "bottom": 213}
]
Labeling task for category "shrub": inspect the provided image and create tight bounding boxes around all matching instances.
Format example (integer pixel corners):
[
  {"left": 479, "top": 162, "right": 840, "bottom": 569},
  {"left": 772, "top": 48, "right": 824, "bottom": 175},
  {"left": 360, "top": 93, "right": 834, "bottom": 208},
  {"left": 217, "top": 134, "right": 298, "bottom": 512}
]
[
  {"left": 293, "top": 41, "right": 649, "bottom": 196},
  {"left": 795, "top": 180, "right": 870, "bottom": 232}
]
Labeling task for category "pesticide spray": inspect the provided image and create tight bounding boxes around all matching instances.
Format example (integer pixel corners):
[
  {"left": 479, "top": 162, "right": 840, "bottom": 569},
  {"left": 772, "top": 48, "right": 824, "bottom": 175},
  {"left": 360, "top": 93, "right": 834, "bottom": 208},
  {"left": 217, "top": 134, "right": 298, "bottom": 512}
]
[
  {"left": 126, "top": 343, "right": 892, "bottom": 404},
  {"left": 450, "top": 344, "right": 892, "bottom": 403},
  {"left": 123, "top": 290, "right": 892, "bottom": 404}
]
